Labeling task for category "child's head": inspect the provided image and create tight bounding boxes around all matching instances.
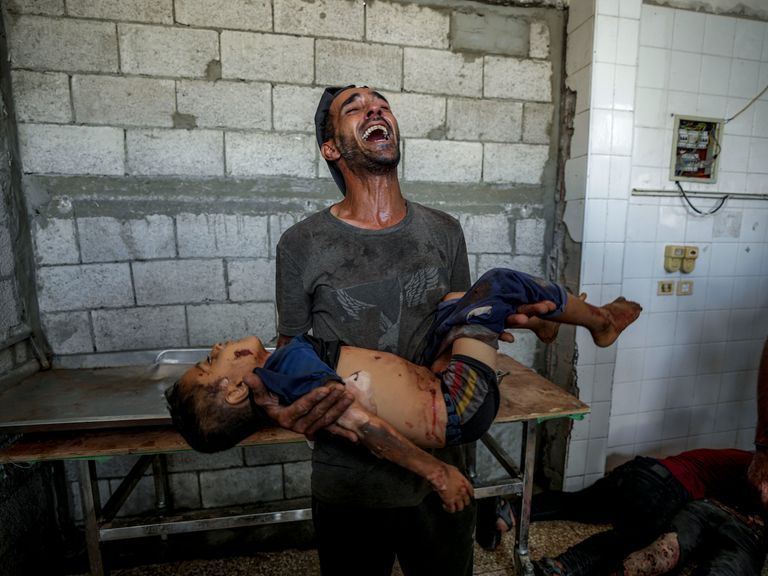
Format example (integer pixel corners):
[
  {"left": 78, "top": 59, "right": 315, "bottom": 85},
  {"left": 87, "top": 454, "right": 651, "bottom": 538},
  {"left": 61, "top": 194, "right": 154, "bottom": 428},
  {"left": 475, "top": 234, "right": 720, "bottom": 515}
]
[{"left": 165, "top": 336, "right": 272, "bottom": 453}]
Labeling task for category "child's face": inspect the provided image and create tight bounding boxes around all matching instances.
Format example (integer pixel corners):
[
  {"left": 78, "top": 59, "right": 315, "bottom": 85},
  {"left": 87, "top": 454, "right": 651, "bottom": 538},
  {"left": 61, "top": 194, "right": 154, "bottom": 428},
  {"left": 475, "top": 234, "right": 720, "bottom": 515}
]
[{"left": 180, "top": 336, "right": 271, "bottom": 390}]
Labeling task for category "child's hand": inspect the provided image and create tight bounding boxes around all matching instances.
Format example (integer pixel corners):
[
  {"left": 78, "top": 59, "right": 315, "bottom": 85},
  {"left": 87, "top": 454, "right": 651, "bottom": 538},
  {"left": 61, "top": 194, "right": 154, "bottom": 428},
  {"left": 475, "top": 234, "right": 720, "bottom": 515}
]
[{"left": 427, "top": 463, "right": 474, "bottom": 513}]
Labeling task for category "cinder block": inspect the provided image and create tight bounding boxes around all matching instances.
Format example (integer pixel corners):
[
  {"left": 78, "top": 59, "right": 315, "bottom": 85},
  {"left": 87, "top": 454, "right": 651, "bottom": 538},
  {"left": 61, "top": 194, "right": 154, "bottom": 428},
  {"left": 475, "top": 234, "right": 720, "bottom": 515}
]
[
  {"left": 523, "top": 103, "right": 554, "bottom": 144},
  {"left": 273, "top": 85, "right": 325, "bottom": 133},
  {"left": 200, "top": 465, "right": 283, "bottom": 507},
  {"left": 72, "top": 75, "right": 175, "bottom": 127},
  {"left": 404, "top": 139, "right": 482, "bottom": 183},
  {"left": 6, "top": 0, "right": 63, "bottom": 16},
  {"left": 483, "top": 143, "right": 549, "bottom": 185},
  {"left": 459, "top": 214, "right": 512, "bottom": 254},
  {"left": 92, "top": 305, "right": 187, "bottom": 351},
  {"left": 167, "top": 449, "right": 244, "bottom": 472},
  {"left": 384, "top": 92, "right": 446, "bottom": 138},
  {"left": 222, "top": 31, "right": 314, "bottom": 84},
  {"left": 479, "top": 254, "right": 543, "bottom": 277},
  {"left": 11, "top": 70, "right": 71, "bottom": 123},
  {"left": 168, "top": 472, "right": 201, "bottom": 510},
  {"left": 176, "top": 0, "right": 271, "bottom": 31},
  {"left": 187, "top": 302, "right": 276, "bottom": 346},
  {"left": 19, "top": 124, "right": 124, "bottom": 175},
  {"left": 275, "top": 0, "right": 363, "bottom": 40},
  {"left": 515, "top": 218, "right": 547, "bottom": 255},
  {"left": 7, "top": 16, "right": 118, "bottom": 73},
  {"left": 177, "top": 80, "right": 271, "bottom": 130},
  {"left": 243, "top": 442, "right": 311, "bottom": 466},
  {"left": 403, "top": 48, "right": 482, "bottom": 97},
  {"left": 447, "top": 98, "right": 522, "bottom": 142},
  {"left": 0, "top": 280, "right": 20, "bottom": 335},
  {"left": 176, "top": 213, "right": 269, "bottom": 258},
  {"left": 119, "top": 24, "right": 218, "bottom": 78},
  {"left": 111, "top": 476, "right": 155, "bottom": 516},
  {"left": 451, "top": 12, "right": 528, "bottom": 57},
  {"left": 226, "top": 132, "right": 315, "bottom": 178},
  {"left": 228, "top": 258, "right": 276, "bottom": 302},
  {"left": 41, "top": 311, "right": 94, "bottom": 355},
  {"left": 37, "top": 263, "right": 133, "bottom": 312},
  {"left": 316, "top": 39, "right": 402, "bottom": 92},
  {"left": 484, "top": 56, "right": 553, "bottom": 102},
  {"left": 133, "top": 259, "right": 226, "bottom": 306},
  {"left": 78, "top": 215, "right": 176, "bottom": 262},
  {"left": 283, "top": 461, "right": 312, "bottom": 499},
  {"left": 366, "top": 2, "right": 449, "bottom": 48},
  {"left": 530, "top": 20, "right": 551, "bottom": 59},
  {"left": 33, "top": 218, "right": 78, "bottom": 265},
  {"left": 67, "top": 0, "right": 172, "bottom": 23},
  {"left": 126, "top": 129, "right": 223, "bottom": 177}
]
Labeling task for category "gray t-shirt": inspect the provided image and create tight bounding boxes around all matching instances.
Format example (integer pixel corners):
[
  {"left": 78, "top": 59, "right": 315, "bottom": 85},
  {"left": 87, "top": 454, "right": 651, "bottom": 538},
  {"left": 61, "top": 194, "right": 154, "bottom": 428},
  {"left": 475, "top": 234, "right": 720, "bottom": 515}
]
[{"left": 276, "top": 201, "right": 470, "bottom": 506}]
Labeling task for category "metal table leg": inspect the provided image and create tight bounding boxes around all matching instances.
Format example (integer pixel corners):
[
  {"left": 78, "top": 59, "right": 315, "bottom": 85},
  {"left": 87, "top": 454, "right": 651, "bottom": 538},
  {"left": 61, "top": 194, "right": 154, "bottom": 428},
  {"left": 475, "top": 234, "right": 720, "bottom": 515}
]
[
  {"left": 78, "top": 460, "right": 104, "bottom": 576},
  {"left": 516, "top": 419, "right": 537, "bottom": 576}
]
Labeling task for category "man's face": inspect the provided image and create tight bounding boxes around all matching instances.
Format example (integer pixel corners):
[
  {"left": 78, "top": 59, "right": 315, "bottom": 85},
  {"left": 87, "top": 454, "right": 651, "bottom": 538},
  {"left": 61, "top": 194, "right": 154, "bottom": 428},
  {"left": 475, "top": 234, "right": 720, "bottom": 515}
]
[
  {"left": 179, "top": 336, "right": 270, "bottom": 391},
  {"left": 328, "top": 87, "right": 401, "bottom": 173}
]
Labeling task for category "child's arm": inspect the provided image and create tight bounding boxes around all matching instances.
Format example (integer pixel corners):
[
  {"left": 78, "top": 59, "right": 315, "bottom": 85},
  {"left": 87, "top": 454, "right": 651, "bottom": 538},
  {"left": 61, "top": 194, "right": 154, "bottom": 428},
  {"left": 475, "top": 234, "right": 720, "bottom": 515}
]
[{"left": 334, "top": 399, "right": 474, "bottom": 513}]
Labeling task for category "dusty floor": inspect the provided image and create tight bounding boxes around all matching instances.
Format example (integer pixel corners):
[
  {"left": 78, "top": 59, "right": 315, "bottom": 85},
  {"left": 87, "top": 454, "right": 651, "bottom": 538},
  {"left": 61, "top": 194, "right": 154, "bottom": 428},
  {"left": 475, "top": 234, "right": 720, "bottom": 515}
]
[{"left": 76, "top": 520, "right": 609, "bottom": 576}]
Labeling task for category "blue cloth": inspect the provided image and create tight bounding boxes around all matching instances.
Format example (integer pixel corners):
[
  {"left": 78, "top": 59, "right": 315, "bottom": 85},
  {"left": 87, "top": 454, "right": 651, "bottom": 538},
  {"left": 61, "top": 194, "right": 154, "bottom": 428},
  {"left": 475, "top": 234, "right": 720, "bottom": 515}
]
[
  {"left": 422, "top": 268, "right": 567, "bottom": 364},
  {"left": 254, "top": 334, "right": 342, "bottom": 404}
]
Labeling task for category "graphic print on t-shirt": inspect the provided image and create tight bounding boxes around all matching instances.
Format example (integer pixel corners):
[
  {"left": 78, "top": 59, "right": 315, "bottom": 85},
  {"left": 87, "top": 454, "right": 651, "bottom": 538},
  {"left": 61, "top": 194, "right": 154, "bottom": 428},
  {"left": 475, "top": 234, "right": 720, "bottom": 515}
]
[{"left": 333, "top": 266, "right": 441, "bottom": 353}]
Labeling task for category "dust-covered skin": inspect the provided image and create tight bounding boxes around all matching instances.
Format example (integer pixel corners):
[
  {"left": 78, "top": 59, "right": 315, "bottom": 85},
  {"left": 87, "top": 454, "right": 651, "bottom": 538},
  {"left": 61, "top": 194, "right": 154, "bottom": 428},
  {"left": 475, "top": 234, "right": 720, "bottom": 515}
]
[{"left": 619, "top": 532, "right": 680, "bottom": 576}]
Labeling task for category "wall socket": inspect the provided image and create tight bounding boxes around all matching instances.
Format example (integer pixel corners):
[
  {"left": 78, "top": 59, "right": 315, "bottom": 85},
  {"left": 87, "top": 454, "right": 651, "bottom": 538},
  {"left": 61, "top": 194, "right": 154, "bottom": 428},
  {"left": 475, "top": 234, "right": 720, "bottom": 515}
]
[
  {"left": 657, "top": 280, "right": 694, "bottom": 296},
  {"left": 658, "top": 281, "right": 675, "bottom": 295}
]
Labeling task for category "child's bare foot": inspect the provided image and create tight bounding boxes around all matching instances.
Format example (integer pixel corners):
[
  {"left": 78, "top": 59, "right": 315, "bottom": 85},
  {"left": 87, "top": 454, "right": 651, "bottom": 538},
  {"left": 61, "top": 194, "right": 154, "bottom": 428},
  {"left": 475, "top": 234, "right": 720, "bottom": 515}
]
[{"left": 591, "top": 297, "right": 642, "bottom": 347}]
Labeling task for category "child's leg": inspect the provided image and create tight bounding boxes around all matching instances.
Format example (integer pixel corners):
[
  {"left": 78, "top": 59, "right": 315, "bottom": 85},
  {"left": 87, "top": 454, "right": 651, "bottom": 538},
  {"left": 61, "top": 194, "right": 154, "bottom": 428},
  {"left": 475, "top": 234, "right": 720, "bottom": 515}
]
[
  {"left": 620, "top": 532, "right": 680, "bottom": 576},
  {"left": 554, "top": 293, "right": 642, "bottom": 348}
]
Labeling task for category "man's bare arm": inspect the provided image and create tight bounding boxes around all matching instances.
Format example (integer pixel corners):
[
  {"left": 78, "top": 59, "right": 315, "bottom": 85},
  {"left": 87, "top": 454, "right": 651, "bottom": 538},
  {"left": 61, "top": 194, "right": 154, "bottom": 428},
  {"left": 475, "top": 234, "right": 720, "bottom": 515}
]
[{"left": 749, "top": 337, "right": 768, "bottom": 509}]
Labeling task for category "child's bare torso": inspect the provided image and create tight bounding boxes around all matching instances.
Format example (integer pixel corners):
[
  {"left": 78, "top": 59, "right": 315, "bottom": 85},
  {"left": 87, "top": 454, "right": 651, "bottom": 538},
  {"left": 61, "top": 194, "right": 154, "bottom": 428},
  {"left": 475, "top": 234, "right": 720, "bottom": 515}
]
[{"left": 336, "top": 347, "right": 448, "bottom": 449}]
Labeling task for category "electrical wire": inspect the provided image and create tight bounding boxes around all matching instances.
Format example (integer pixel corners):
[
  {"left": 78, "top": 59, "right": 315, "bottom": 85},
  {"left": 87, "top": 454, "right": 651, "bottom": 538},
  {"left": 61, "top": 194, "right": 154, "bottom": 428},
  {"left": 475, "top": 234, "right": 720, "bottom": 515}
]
[
  {"left": 675, "top": 181, "right": 728, "bottom": 215},
  {"left": 725, "top": 83, "right": 768, "bottom": 123}
]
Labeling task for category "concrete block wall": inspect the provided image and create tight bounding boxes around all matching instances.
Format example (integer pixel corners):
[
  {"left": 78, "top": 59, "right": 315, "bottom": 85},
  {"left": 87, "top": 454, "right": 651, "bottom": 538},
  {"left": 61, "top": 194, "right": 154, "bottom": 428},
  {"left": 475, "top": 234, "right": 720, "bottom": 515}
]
[{"left": 4, "top": 0, "right": 565, "bottom": 518}]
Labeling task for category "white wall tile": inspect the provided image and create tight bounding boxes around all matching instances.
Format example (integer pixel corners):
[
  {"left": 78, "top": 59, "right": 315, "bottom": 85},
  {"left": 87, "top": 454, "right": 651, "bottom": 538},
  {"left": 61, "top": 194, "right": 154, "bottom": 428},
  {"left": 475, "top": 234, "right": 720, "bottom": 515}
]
[
  {"left": 718, "top": 135, "right": 750, "bottom": 173},
  {"left": 705, "top": 276, "right": 734, "bottom": 309},
  {"left": 603, "top": 242, "right": 624, "bottom": 283},
  {"left": 669, "top": 52, "right": 701, "bottom": 93},
  {"left": 692, "top": 373, "right": 721, "bottom": 404},
  {"left": 740, "top": 209, "right": 768, "bottom": 242},
  {"left": 633, "top": 127, "right": 667, "bottom": 167},
  {"left": 615, "top": 346, "right": 645, "bottom": 383},
  {"left": 612, "top": 110, "right": 634, "bottom": 154},
  {"left": 585, "top": 437, "right": 608, "bottom": 474},
  {"left": 595, "top": 15, "right": 619, "bottom": 63},
  {"left": 688, "top": 405, "right": 717, "bottom": 435},
  {"left": 589, "top": 401, "right": 611, "bottom": 438},
  {"left": 703, "top": 14, "right": 735, "bottom": 57},
  {"left": 685, "top": 217, "right": 713, "bottom": 243},
  {"left": 589, "top": 154, "right": 611, "bottom": 197},
  {"left": 675, "top": 310, "right": 704, "bottom": 343},
  {"left": 613, "top": 65, "right": 637, "bottom": 110},
  {"left": 647, "top": 311, "right": 677, "bottom": 346},
  {"left": 609, "top": 155, "right": 632, "bottom": 198},
  {"left": 656, "top": 206, "right": 686, "bottom": 242},
  {"left": 612, "top": 380, "right": 641, "bottom": 414},
  {"left": 748, "top": 137, "right": 768, "bottom": 174},
  {"left": 637, "top": 47, "right": 670, "bottom": 89},
  {"left": 622, "top": 278, "right": 652, "bottom": 308},
  {"left": 584, "top": 200, "right": 608, "bottom": 241},
  {"left": 608, "top": 413, "right": 637, "bottom": 446},
  {"left": 752, "top": 101, "right": 768, "bottom": 138},
  {"left": 708, "top": 243, "right": 739, "bottom": 276},
  {"left": 566, "top": 439, "right": 588, "bottom": 476},
  {"left": 728, "top": 59, "right": 760, "bottom": 99},
  {"left": 734, "top": 242, "right": 765, "bottom": 276},
  {"left": 592, "top": 62, "right": 616, "bottom": 109},
  {"left": 606, "top": 200, "right": 628, "bottom": 241},
  {"left": 725, "top": 97, "right": 756, "bottom": 137},
  {"left": 582, "top": 242, "right": 606, "bottom": 284},
  {"left": 662, "top": 407, "right": 691, "bottom": 438},
  {"left": 640, "top": 6, "right": 673, "bottom": 49},
  {"left": 672, "top": 9, "right": 705, "bottom": 53},
  {"left": 699, "top": 55, "right": 732, "bottom": 97},
  {"left": 590, "top": 109, "right": 614, "bottom": 154},
  {"left": 639, "top": 379, "right": 668, "bottom": 412},
  {"left": 619, "top": 0, "right": 642, "bottom": 20},
  {"left": 623, "top": 242, "right": 655, "bottom": 278},
  {"left": 733, "top": 18, "right": 765, "bottom": 61},
  {"left": 635, "top": 88, "right": 666, "bottom": 127},
  {"left": 616, "top": 18, "right": 639, "bottom": 65}
]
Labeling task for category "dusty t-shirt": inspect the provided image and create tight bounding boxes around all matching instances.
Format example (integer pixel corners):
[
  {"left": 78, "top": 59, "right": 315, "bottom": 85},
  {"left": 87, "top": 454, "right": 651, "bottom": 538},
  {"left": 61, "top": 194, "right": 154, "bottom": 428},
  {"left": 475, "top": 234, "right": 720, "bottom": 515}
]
[{"left": 276, "top": 201, "right": 470, "bottom": 506}]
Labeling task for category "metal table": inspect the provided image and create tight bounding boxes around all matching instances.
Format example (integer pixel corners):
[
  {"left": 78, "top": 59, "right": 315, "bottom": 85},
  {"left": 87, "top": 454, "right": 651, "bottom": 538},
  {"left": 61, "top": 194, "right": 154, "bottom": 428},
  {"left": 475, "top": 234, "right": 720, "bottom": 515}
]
[{"left": 0, "top": 352, "right": 588, "bottom": 576}]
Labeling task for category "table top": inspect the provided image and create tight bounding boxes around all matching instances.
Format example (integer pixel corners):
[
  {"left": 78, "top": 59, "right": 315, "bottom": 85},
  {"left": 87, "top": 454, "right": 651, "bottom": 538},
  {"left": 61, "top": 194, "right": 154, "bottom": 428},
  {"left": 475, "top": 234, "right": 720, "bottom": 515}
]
[{"left": 0, "top": 354, "right": 588, "bottom": 463}]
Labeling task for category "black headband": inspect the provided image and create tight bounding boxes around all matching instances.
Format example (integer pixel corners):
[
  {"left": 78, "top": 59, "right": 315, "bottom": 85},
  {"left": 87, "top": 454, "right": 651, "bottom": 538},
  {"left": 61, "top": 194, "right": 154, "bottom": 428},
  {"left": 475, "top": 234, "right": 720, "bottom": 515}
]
[{"left": 314, "top": 85, "right": 355, "bottom": 196}]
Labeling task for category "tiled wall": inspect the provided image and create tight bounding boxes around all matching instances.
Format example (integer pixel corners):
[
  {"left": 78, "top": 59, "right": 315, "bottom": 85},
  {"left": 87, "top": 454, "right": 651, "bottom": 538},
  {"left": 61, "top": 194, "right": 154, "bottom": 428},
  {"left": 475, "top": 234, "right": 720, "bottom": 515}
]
[{"left": 564, "top": 0, "right": 768, "bottom": 489}]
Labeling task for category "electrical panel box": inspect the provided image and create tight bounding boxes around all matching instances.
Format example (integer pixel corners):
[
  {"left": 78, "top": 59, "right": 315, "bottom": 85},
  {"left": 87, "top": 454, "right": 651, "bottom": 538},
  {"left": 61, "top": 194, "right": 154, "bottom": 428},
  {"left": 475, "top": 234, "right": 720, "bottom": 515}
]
[{"left": 669, "top": 115, "right": 723, "bottom": 183}]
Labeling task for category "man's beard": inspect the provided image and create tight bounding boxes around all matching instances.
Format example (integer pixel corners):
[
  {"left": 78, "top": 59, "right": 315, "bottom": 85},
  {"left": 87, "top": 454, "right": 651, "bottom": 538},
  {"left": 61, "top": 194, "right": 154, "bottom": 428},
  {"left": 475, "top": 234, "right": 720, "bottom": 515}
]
[{"left": 337, "top": 132, "right": 400, "bottom": 175}]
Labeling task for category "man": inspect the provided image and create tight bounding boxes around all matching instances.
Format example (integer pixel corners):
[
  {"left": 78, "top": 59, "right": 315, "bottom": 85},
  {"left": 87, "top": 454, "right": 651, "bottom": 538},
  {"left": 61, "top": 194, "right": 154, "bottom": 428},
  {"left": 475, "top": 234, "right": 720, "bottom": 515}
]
[
  {"left": 532, "top": 448, "right": 755, "bottom": 576},
  {"left": 244, "top": 85, "right": 540, "bottom": 576}
]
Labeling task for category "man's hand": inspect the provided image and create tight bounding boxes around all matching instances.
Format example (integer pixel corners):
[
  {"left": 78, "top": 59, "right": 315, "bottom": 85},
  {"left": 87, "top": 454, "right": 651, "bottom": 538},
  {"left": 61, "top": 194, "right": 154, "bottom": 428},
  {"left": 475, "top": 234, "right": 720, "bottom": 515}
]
[
  {"left": 748, "top": 448, "right": 768, "bottom": 511},
  {"left": 242, "top": 375, "right": 357, "bottom": 442},
  {"left": 500, "top": 300, "right": 557, "bottom": 343}
]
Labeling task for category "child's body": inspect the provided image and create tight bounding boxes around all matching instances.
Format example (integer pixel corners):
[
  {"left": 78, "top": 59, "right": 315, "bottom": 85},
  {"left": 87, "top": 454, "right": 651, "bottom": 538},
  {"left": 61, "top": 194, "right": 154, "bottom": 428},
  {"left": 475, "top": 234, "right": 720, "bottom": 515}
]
[{"left": 166, "top": 268, "right": 641, "bottom": 512}]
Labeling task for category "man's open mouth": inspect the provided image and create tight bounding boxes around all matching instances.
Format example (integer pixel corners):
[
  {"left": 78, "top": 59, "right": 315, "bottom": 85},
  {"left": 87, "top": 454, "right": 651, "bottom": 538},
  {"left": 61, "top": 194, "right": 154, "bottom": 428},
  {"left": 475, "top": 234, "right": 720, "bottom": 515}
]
[{"left": 362, "top": 124, "right": 390, "bottom": 142}]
